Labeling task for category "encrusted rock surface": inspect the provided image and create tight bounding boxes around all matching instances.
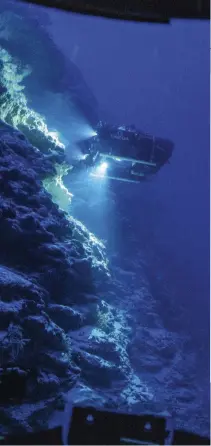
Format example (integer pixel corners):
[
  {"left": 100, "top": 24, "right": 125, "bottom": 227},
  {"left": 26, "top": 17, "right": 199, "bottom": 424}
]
[{"left": 0, "top": 121, "right": 113, "bottom": 433}]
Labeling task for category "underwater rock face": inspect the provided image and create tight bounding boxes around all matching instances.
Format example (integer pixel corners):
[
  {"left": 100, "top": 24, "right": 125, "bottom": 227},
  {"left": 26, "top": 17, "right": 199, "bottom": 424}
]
[
  {"left": 0, "top": 121, "right": 114, "bottom": 433},
  {"left": 0, "top": 124, "right": 157, "bottom": 436},
  {"left": 0, "top": 0, "right": 99, "bottom": 139}
]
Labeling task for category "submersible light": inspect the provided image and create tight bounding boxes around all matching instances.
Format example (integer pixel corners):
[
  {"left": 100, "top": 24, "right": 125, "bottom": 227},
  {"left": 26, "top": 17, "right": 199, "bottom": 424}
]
[
  {"left": 91, "top": 161, "right": 108, "bottom": 177},
  {"left": 97, "top": 162, "right": 108, "bottom": 175}
]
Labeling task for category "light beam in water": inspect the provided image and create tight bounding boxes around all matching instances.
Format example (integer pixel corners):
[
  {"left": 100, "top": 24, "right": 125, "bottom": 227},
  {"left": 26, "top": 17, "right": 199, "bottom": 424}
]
[{"left": 92, "top": 162, "right": 108, "bottom": 178}]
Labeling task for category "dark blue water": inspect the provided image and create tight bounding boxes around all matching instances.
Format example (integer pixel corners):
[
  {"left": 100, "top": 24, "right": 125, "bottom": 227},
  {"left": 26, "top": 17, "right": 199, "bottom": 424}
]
[
  {"left": 49, "top": 10, "right": 210, "bottom": 431},
  {"left": 49, "top": 13, "right": 209, "bottom": 293}
]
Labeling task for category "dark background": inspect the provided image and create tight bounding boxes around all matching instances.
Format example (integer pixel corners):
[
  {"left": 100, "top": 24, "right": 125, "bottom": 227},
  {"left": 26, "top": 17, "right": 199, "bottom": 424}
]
[
  {"left": 47, "top": 9, "right": 209, "bottom": 420},
  {"left": 48, "top": 11, "right": 209, "bottom": 335}
]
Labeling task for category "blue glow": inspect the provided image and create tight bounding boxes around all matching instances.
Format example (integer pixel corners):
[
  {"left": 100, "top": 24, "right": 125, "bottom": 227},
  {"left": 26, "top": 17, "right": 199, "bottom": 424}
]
[
  {"left": 100, "top": 162, "right": 108, "bottom": 170},
  {"left": 92, "top": 162, "right": 108, "bottom": 178}
]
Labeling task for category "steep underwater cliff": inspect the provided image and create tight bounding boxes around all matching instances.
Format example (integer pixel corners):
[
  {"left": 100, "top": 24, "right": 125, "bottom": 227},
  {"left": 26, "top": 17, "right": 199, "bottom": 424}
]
[
  {"left": 0, "top": 119, "right": 157, "bottom": 434},
  {"left": 0, "top": 3, "right": 151, "bottom": 433},
  {"left": 0, "top": 119, "right": 109, "bottom": 432},
  {"left": 0, "top": 1, "right": 109, "bottom": 433}
]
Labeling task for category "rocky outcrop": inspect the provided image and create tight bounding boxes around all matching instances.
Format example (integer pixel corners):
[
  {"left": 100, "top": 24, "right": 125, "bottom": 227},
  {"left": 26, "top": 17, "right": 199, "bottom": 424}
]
[
  {"left": 0, "top": 121, "right": 112, "bottom": 433},
  {"left": 0, "top": 118, "right": 154, "bottom": 437},
  {"left": 0, "top": 0, "right": 99, "bottom": 139}
]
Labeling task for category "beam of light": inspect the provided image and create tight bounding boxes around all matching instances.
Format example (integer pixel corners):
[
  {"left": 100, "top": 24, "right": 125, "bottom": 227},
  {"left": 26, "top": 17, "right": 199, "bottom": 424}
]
[
  {"left": 80, "top": 154, "right": 89, "bottom": 160},
  {"left": 69, "top": 124, "right": 97, "bottom": 143},
  {"left": 92, "top": 162, "right": 108, "bottom": 178},
  {"left": 88, "top": 129, "right": 97, "bottom": 137}
]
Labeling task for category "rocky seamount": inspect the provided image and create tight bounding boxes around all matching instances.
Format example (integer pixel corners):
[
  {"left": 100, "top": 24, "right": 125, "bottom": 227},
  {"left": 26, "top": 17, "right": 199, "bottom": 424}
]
[
  {"left": 0, "top": 119, "right": 156, "bottom": 434},
  {"left": 0, "top": 4, "right": 146, "bottom": 431},
  {"left": 0, "top": 120, "right": 109, "bottom": 433}
]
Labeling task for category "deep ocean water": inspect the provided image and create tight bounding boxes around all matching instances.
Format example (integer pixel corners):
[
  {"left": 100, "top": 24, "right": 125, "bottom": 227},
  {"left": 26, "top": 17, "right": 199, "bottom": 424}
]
[{"left": 0, "top": 0, "right": 209, "bottom": 438}]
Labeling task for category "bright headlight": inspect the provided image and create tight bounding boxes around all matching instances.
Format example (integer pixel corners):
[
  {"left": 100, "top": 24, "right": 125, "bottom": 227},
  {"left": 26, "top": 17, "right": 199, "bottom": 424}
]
[
  {"left": 92, "top": 162, "right": 108, "bottom": 177},
  {"left": 99, "top": 162, "right": 108, "bottom": 171}
]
